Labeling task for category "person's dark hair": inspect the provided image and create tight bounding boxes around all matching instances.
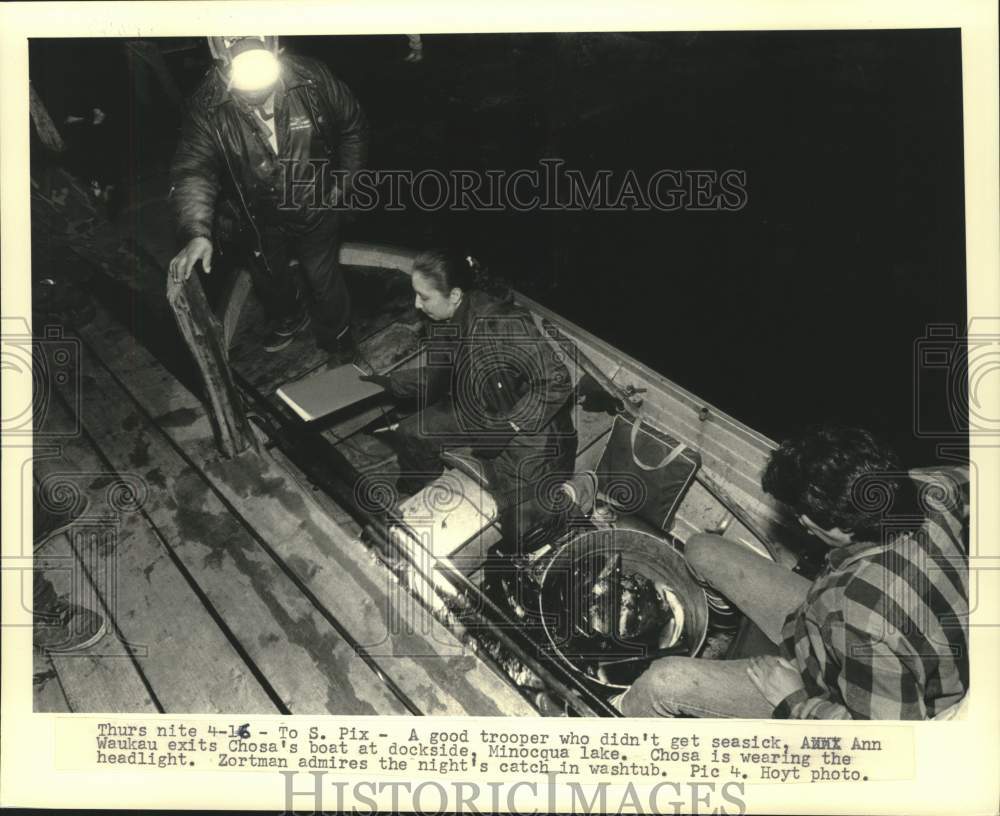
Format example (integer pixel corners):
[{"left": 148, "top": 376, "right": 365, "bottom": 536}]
[
  {"left": 411, "top": 249, "right": 506, "bottom": 296},
  {"left": 761, "top": 425, "right": 920, "bottom": 541}
]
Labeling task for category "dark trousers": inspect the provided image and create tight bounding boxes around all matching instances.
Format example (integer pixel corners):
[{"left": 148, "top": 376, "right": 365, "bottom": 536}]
[
  {"left": 247, "top": 211, "right": 351, "bottom": 350},
  {"left": 392, "top": 400, "right": 578, "bottom": 547}
]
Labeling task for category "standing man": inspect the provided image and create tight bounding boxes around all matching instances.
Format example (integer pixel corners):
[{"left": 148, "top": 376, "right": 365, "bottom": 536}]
[{"left": 168, "top": 36, "right": 368, "bottom": 356}]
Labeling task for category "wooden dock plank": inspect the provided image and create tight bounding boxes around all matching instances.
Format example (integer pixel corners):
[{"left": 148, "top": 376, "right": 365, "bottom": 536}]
[
  {"left": 34, "top": 397, "right": 283, "bottom": 714},
  {"left": 34, "top": 531, "right": 159, "bottom": 713},
  {"left": 53, "top": 328, "right": 410, "bottom": 716},
  {"left": 33, "top": 651, "right": 71, "bottom": 713},
  {"left": 79, "top": 304, "right": 537, "bottom": 717}
]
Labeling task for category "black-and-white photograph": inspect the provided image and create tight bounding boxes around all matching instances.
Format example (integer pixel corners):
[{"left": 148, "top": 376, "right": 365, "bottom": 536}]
[{"left": 26, "top": 29, "right": 971, "bottom": 722}]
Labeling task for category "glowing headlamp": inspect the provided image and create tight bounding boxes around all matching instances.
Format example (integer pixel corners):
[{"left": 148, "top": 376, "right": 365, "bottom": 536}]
[
  {"left": 207, "top": 36, "right": 281, "bottom": 93},
  {"left": 230, "top": 48, "right": 280, "bottom": 92}
]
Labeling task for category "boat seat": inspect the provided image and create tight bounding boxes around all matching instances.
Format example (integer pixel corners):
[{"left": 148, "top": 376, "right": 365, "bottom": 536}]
[
  {"left": 383, "top": 465, "right": 502, "bottom": 612},
  {"left": 388, "top": 465, "right": 503, "bottom": 573},
  {"left": 387, "top": 453, "right": 585, "bottom": 591}
]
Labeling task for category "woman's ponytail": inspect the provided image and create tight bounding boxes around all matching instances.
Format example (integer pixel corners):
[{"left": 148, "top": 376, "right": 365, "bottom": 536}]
[{"left": 413, "top": 249, "right": 508, "bottom": 297}]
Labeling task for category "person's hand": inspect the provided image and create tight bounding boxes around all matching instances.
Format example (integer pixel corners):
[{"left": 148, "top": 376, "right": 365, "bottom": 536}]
[
  {"left": 746, "top": 655, "right": 804, "bottom": 707},
  {"left": 169, "top": 237, "right": 213, "bottom": 284},
  {"left": 359, "top": 373, "right": 393, "bottom": 391}
]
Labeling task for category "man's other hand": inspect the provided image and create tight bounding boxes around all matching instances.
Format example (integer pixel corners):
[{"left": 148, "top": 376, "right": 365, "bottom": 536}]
[{"left": 169, "top": 237, "right": 213, "bottom": 283}]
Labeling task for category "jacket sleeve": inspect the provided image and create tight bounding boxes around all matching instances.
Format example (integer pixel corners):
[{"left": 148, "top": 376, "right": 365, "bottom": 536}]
[
  {"left": 313, "top": 61, "right": 368, "bottom": 204},
  {"left": 386, "top": 367, "right": 422, "bottom": 400},
  {"left": 169, "top": 106, "right": 223, "bottom": 244},
  {"left": 386, "top": 357, "right": 450, "bottom": 405},
  {"left": 472, "top": 309, "right": 574, "bottom": 435}
]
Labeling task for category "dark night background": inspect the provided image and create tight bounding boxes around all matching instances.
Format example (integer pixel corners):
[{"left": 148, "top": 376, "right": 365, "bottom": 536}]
[{"left": 29, "top": 30, "right": 968, "bottom": 466}]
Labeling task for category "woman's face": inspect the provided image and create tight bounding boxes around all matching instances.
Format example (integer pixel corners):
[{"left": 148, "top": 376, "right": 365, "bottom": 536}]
[{"left": 412, "top": 271, "right": 462, "bottom": 321}]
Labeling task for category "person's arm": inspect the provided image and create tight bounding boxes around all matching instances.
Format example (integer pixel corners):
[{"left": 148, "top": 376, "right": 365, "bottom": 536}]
[
  {"left": 471, "top": 310, "right": 574, "bottom": 437},
  {"left": 773, "top": 622, "right": 927, "bottom": 720},
  {"left": 169, "top": 106, "right": 223, "bottom": 245},
  {"left": 366, "top": 364, "right": 437, "bottom": 403},
  {"left": 384, "top": 367, "right": 422, "bottom": 399},
  {"left": 314, "top": 61, "right": 368, "bottom": 204},
  {"left": 910, "top": 464, "right": 970, "bottom": 553},
  {"left": 365, "top": 341, "right": 450, "bottom": 405}
]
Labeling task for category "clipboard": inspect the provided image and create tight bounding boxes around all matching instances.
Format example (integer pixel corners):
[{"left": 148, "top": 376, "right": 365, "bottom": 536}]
[{"left": 276, "top": 362, "right": 386, "bottom": 422}]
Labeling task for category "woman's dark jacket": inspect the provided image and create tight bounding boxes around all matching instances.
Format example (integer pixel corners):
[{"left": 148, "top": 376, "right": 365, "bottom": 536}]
[{"left": 387, "top": 287, "right": 578, "bottom": 502}]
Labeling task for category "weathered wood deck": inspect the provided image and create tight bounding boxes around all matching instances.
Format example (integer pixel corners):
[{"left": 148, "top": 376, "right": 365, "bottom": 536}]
[{"left": 32, "top": 293, "right": 536, "bottom": 716}]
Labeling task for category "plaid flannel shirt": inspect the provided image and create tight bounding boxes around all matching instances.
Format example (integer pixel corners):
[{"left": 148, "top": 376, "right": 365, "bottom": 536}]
[{"left": 774, "top": 465, "right": 970, "bottom": 720}]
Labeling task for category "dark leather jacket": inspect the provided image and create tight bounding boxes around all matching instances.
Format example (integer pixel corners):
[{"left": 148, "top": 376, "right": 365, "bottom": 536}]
[
  {"left": 169, "top": 54, "right": 368, "bottom": 243},
  {"left": 388, "top": 288, "right": 576, "bottom": 441}
]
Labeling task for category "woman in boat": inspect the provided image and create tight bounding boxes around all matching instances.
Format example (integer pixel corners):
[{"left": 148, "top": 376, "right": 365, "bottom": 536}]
[{"left": 363, "top": 249, "right": 578, "bottom": 547}]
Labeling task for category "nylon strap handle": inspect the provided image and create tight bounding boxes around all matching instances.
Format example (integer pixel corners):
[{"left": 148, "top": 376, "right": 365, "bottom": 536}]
[{"left": 629, "top": 415, "right": 688, "bottom": 471}]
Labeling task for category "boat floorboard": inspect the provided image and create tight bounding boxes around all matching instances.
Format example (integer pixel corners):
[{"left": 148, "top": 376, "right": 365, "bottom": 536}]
[{"left": 227, "top": 264, "right": 418, "bottom": 394}]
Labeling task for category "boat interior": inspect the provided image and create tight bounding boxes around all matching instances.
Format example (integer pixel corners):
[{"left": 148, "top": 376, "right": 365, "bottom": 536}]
[{"left": 30, "top": 163, "right": 826, "bottom": 717}]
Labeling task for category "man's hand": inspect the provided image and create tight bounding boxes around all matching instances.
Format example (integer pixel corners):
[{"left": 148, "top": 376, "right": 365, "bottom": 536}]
[
  {"left": 746, "top": 655, "right": 805, "bottom": 707},
  {"left": 169, "top": 237, "right": 213, "bottom": 283}
]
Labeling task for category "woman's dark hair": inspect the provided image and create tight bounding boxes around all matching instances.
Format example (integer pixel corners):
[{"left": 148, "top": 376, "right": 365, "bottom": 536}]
[
  {"left": 761, "top": 425, "right": 920, "bottom": 541},
  {"left": 411, "top": 249, "right": 506, "bottom": 296}
]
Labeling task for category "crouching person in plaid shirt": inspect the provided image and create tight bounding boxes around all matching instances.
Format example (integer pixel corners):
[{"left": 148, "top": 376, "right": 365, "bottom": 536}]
[{"left": 620, "top": 425, "right": 969, "bottom": 719}]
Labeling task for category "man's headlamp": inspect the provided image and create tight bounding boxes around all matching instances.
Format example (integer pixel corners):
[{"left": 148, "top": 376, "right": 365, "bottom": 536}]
[
  {"left": 230, "top": 48, "right": 280, "bottom": 92},
  {"left": 208, "top": 36, "right": 281, "bottom": 93}
]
